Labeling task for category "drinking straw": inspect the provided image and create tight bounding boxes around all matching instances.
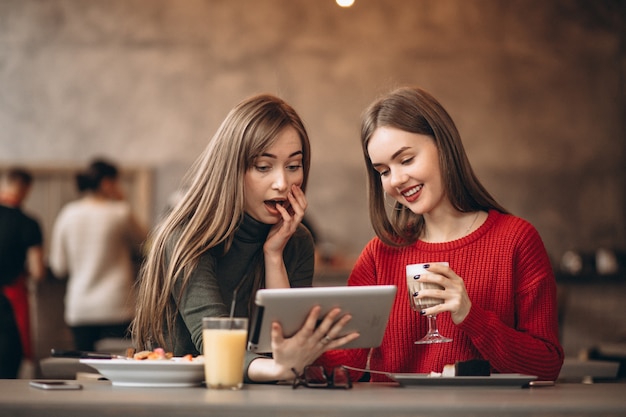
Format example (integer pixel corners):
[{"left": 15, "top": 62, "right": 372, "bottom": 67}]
[
  {"left": 229, "top": 276, "right": 247, "bottom": 328},
  {"left": 229, "top": 252, "right": 259, "bottom": 328},
  {"left": 229, "top": 290, "right": 237, "bottom": 323}
]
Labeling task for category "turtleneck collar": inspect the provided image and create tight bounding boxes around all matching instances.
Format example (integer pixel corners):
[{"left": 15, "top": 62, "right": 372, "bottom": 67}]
[{"left": 236, "top": 213, "right": 272, "bottom": 243}]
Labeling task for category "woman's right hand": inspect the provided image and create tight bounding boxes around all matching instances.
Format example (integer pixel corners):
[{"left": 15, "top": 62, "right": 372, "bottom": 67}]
[
  {"left": 247, "top": 305, "right": 360, "bottom": 382},
  {"left": 263, "top": 184, "right": 308, "bottom": 257}
]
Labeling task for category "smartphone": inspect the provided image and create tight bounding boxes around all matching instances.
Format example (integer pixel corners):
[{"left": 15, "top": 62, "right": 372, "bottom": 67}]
[
  {"left": 30, "top": 380, "right": 83, "bottom": 390},
  {"left": 528, "top": 380, "right": 555, "bottom": 387}
]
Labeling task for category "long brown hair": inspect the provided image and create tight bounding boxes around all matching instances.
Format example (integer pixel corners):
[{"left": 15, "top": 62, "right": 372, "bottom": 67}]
[
  {"left": 361, "top": 86, "right": 507, "bottom": 247},
  {"left": 132, "top": 94, "right": 311, "bottom": 350}
]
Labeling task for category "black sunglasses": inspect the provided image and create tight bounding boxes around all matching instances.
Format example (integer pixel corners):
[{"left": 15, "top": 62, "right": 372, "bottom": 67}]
[{"left": 291, "top": 365, "right": 352, "bottom": 389}]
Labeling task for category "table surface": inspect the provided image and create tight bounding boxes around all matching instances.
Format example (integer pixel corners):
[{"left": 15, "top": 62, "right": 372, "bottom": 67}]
[{"left": 1, "top": 379, "right": 625, "bottom": 417}]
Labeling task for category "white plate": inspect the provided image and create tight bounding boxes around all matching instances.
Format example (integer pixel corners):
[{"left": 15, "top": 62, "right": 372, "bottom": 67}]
[
  {"left": 389, "top": 373, "right": 537, "bottom": 387},
  {"left": 80, "top": 358, "right": 204, "bottom": 387}
]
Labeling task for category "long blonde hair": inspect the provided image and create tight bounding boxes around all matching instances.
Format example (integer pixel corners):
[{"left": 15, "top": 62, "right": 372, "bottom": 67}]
[
  {"left": 132, "top": 94, "right": 311, "bottom": 350},
  {"left": 361, "top": 86, "right": 507, "bottom": 247}
]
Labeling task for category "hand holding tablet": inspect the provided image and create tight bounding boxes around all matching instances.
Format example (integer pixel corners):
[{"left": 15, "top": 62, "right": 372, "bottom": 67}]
[{"left": 248, "top": 285, "right": 397, "bottom": 353}]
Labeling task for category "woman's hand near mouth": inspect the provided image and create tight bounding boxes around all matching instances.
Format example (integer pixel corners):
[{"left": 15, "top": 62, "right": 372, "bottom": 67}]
[{"left": 263, "top": 184, "right": 308, "bottom": 289}]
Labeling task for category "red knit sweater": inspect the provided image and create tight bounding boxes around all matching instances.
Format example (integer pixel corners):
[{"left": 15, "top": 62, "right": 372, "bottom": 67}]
[{"left": 317, "top": 210, "right": 564, "bottom": 381}]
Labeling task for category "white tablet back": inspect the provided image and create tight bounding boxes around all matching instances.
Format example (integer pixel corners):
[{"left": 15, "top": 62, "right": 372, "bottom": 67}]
[{"left": 247, "top": 285, "right": 397, "bottom": 353}]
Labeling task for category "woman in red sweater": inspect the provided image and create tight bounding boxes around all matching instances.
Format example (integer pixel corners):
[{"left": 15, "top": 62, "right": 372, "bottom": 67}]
[{"left": 316, "top": 86, "right": 564, "bottom": 382}]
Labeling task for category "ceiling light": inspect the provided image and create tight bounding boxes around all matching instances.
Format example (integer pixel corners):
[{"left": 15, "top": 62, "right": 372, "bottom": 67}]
[{"left": 336, "top": 0, "right": 355, "bottom": 7}]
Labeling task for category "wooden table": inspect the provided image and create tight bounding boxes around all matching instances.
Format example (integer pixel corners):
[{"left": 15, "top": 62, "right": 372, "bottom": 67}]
[{"left": 1, "top": 379, "right": 625, "bottom": 417}]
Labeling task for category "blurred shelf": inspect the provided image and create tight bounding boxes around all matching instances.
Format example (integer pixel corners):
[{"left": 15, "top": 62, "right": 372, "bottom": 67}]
[{"left": 555, "top": 272, "right": 626, "bottom": 285}]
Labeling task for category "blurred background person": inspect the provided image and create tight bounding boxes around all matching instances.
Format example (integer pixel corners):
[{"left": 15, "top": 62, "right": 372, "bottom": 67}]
[
  {"left": 0, "top": 167, "right": 44, "bottom": 378},
  {"left": 49, "top": 158, "right": 147, "bottom": 352}
]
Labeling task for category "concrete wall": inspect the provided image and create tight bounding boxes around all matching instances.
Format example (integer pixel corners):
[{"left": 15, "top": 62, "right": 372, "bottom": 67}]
[{"left": 1, "top": 0, "right": 624, "bottom": 262}]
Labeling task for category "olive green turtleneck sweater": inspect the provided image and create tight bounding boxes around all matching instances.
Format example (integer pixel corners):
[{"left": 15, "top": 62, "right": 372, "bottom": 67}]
[{"left": 166, "top": 214, "right": 315, "bottom": 379}]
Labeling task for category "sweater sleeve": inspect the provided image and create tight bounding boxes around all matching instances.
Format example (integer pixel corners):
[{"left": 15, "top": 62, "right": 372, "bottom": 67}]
[
  {"left": 284, "top": 224, "right": 315, "bottom": 288},
  {"left": 171, "top": 248, "right": 229, "bottom": 353},
  {"left": 48, "top": 208, "right": 69, "bottom": 279},
  {"left": 456, "top": 224, "right": 564, "bottom": 380},
  {"left": 121, "top": 203, "right": 147, "bottom": 250}
]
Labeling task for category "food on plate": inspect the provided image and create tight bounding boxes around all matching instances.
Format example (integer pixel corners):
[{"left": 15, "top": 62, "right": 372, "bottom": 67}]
[
  {"left": 133, "top": 348, "right": 171, "bottom": 360},
  {"left": 132, "top": 347, "right": 195, "bottom": 362},
  {"left": 431, "top": 359, "right": 491, "bottom": 377},
  {"left": 442, "top": 359, "right": 491, "bottom": 376}
]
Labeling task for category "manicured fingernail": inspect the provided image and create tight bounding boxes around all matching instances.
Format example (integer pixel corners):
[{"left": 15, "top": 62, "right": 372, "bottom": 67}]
[
  {"left": 412, "top": 291, "right": 419, "bottom": 297},
  {"left": 420, "top": 310, "right": 426, "bottom": 315},
  {"left": 423, "top": 264, "right": 430, "bottom": 269},
  {"left": 413, "top": 274, "right": 420, "bottom": 280}
]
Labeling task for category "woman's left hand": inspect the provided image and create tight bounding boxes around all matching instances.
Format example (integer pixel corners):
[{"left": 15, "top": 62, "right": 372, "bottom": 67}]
[{"left": 415, "top": 263, "right": 472, "bottom": 324}]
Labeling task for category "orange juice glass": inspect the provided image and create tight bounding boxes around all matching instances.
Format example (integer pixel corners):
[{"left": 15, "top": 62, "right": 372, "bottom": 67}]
[{"left": 202, "top": 317, "right": 248, "bottom": 390}]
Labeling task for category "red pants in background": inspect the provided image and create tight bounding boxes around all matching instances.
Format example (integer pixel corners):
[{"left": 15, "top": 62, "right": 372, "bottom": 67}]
[{"left": 2, "top": 274, "right": 32, "bottom": 360}]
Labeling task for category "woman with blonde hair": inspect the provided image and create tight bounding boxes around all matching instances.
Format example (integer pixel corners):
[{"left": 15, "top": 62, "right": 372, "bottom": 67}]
[{"left": 133, "top": 94, "right": 356, "bottom": 382}]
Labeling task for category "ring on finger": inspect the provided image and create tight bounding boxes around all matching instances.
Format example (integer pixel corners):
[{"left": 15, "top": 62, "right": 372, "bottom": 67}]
[{"left": 320, "top": 335, "right": 331, "bottom": 345}]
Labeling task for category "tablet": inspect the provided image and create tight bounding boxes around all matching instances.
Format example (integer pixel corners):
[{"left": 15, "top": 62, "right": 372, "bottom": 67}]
[{"left": 247, "top": 285, "right": 397, "bottom": 353}]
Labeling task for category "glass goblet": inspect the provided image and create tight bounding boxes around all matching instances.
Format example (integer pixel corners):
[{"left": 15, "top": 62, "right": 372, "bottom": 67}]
[{"left": 406, "top": 262, "right": 452, "bottom": 344}]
